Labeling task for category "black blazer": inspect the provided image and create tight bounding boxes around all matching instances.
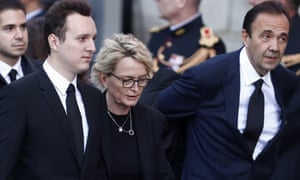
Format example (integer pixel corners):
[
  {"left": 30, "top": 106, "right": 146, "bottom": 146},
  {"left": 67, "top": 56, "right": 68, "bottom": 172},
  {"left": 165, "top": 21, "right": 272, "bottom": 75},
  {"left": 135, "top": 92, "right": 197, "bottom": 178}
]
[
  {"left": 157, "top": 49, "right": 299, "bottom": 179},
  {"left": 272, "top": 79, "right": 300, "bottom": 180},
  {"left": 0, "top": 69, "right": 107, "bottom": 179},
  {"left": 99, "top": 93, "right": 174, "bottom": 180},
  {"left": 0, "top": 56, "right": 41, "bottom": 89}
]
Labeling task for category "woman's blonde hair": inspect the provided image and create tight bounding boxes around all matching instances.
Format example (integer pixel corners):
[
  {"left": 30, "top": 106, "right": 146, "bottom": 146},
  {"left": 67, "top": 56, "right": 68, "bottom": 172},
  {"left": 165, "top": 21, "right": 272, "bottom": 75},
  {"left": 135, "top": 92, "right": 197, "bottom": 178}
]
[{"left": 90, "top": 33, "right": 153, "bottom": 91}]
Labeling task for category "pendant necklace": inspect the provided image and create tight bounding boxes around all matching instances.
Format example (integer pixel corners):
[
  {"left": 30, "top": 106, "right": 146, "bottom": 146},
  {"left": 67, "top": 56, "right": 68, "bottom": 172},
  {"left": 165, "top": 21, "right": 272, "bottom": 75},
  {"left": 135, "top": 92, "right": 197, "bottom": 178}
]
[{"left": 107, "top": 110, "right": 135, "bottom": 136}]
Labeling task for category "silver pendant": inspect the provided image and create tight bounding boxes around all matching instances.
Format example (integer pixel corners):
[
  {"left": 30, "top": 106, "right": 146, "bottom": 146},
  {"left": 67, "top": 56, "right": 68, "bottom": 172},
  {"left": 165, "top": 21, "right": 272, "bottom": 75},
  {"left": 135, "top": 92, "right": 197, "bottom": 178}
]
[
  {"left": 118, "top": 127, "right": 123, "bottom": 132},
  {"left": 128, "top": 129, "right": 135, "bottom": 136}
]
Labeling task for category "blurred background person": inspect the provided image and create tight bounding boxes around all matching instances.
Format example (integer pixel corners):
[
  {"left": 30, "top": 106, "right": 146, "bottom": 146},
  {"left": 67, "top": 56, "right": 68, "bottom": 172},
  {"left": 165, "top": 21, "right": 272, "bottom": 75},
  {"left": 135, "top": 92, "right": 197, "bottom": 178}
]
[
  {"left": 148, "top": 0, "right": 226, "bottom": 73},
  {"left": 0, "top": 0, "right": 40, "bottom": 90},
  {"left": 25, "top": 16, "right": 47, "bottom": 61},
  {"left": 139, "top": 1, "right": 226, "bottom": 178},
  {"left": 20, "top": 0, "right": 57, "bottom": 20},
  {"left": 23, "top": 0, "right": 57, "bottom": 61},
  {"left": 90, "top": 33, "right": 175, "bottom": 180}
]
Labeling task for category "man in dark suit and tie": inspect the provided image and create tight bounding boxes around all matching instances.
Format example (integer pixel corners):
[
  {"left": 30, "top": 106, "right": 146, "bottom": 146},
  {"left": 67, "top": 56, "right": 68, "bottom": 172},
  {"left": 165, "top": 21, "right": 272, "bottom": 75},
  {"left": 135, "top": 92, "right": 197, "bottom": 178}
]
[
  {"left": 0, "top": 0, "right": 107, "bottom": 179},
  {"left": 157, "top": 1, "right": 299, "bottom": 179},
  {"left": 0, "top": 0, "right": 40, "bottom": 90}
]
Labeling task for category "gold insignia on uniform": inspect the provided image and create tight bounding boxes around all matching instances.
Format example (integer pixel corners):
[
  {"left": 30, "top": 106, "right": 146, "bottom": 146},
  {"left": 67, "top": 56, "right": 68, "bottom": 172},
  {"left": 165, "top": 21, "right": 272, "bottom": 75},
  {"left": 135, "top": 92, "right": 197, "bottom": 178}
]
[
  {"left": 199, "top": 26, "right": 219, "bottom": 47},
  {"left": 281, "top": 53, "right": 300, "bottom": 76},
  {"left": 149, "top": 24, "right": 169, "bottom": 33},
  {"left": 176, "top": 27, "right": 221, "bottom": 74},
  {"left": 176, "top": 48, "right": 216, "bottom": 74},
  {"left": 175, "top": 28, "right": 185, "bottom": 36},
  {"left": 166, "top": 41, "right": 172, "bottom": 47}
]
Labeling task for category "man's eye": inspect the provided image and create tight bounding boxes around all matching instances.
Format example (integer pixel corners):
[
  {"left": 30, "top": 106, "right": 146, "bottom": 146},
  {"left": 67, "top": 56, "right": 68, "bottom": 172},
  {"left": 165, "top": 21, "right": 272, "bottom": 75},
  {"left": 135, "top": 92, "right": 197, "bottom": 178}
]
[
  {"left": 262, "top": 34, "right": 270, "bottom": 41},
  {"left": 4, "top": 26, "right": 13, "bottom": 31},
  {"left": 78, "top": 37, "right": 87, "bottom": 42},
  {"left": 279, "top": 36, "right": 287, "bottom": 43}
]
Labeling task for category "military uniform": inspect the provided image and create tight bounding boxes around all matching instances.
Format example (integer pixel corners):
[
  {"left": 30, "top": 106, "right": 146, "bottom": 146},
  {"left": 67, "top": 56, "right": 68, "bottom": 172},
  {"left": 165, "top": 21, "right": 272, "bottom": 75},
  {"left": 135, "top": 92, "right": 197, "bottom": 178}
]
[
  {"left": 147, "top": 13, "right": 226, "bottom": 73},
  {"left": 140, "top": 13, "right": 226, "bottom": 180}
]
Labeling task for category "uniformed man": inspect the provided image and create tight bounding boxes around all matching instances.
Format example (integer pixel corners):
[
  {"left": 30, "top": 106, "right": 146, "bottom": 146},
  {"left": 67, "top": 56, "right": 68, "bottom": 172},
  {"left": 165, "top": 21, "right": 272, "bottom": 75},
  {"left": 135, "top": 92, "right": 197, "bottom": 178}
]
[
  {"left": 141, "top": 0, "right": 226, "bottom": 105},
  {"left": 139, "top": 0, "right": 226, "bottom": 179},
  {"left": 148, "top": 0, "right": 226, "bottom": 74}
]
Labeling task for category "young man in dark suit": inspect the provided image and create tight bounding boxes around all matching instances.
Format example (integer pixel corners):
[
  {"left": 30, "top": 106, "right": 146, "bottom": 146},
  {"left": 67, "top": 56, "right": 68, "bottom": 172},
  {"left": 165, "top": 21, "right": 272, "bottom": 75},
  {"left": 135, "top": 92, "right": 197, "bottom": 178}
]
[
  {"left": 157, "top": 1, "right": 299, "bottom": 179},
  {"left": 0, "top": 0, "right": 107, "bottom": 179},
  {"left": 0, "top": 0, "right": 40, "bottom": 89}
]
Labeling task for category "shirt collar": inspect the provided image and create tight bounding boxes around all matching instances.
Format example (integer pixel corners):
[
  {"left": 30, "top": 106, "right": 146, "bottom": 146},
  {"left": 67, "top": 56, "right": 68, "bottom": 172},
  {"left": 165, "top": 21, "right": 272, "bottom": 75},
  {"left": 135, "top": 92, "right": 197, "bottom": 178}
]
[
  {"left": 240, "top": 47, "right": 272, "bottom": 87},
  {"left": 0, "top": 57, "right": 23, "bottom": 79},
  {"left": 26, "top": 8, "right": 43, "bottom": 20},
  {"left": 43, "top": 60, "right": 78, "bottom": 96},
  {"left": 170, "top": 12, "right": 201, "bottom": 31}
]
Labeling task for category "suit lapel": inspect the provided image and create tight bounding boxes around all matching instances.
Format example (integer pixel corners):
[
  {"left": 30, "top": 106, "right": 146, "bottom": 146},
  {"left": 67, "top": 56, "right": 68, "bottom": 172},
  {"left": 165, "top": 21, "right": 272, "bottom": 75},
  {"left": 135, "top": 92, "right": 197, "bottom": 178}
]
[
  {"left": 223, "top": 51, "right": 241, "bottom": 129},
  {"left": 78, "top": 82, "right": 102, "bottom": 170},
  {"left": 256, "top": 67, "right": 286, "bottom": 157},
  {"left": 37, "top": 69, "right": 81, "bottom": 167},
  {"left": 270, "top": 68, "right": 285, "bottom": 121},
  {"left": 0, "top": 75, "right": 7, "bottom": 89},
  {"left": 21, "top": 56, "right": 39, "bottom": 75},
  {"left": 100, "top": 95, "right": 112, "bottom": 177},
  {"left": 133, "top": 106, "right": 153, "bottom": 180},
  {"left": 222, "top": 51, "right": 253, "bottom": 154}
]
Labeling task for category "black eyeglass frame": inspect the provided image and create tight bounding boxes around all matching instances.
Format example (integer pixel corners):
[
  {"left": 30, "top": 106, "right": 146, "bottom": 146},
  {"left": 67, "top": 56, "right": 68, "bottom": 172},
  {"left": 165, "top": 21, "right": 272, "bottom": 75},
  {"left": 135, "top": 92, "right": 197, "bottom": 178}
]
[{"left": 110, "top": 73, "right": 150, "bottom": 88}]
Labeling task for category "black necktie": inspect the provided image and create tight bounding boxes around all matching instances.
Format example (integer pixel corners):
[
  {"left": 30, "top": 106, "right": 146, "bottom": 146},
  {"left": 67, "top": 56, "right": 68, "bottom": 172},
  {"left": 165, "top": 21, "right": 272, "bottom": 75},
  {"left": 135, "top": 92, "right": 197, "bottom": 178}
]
[
  {"left": 66, "top": 84, "right": 84, "bottom": 164},
  {"left": 8, "top": 69, "right": 17, "bottom": 82},
  {"left": 243, "top": 79, "right": 264, "bottom": 154}
]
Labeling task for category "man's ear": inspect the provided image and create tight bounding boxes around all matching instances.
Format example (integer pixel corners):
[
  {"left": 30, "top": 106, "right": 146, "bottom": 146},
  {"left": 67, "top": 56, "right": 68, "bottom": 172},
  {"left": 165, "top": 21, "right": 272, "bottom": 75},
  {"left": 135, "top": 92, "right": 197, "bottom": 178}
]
[
  {"left": 48, "top": 33, "right": 60, "bottom": 51},
  {"left": 241, "top": 29, "right": 249, "bottom": 47}
]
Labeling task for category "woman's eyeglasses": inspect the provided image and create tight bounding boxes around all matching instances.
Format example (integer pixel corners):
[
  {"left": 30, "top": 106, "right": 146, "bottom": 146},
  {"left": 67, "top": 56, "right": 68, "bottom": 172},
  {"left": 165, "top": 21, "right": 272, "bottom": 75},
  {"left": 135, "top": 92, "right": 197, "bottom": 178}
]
[{"left": 110, "top": 73, "right": 150, "bottom": 88}]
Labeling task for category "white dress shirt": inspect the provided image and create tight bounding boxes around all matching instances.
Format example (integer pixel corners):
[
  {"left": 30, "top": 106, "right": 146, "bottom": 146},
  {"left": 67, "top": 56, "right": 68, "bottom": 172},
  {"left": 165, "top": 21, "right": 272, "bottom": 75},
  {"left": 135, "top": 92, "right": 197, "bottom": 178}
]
[
  {"left": 43, "top": 60, "right": 89, "bottom": 152},
  {"left": 0, "top": 57, "right": 24, "bottom": 83},
  {"left": 238, "top": 47, "right": 281, "bottom": 159}
]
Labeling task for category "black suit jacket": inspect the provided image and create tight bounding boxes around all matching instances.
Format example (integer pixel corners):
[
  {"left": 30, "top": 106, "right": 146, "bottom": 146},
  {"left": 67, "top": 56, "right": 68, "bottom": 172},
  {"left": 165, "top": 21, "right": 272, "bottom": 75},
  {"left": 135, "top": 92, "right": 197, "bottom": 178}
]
[
  {"left": 272, "top": 79, "right": 300, "bottom": 180},
  {"left": 99, "top": 93, "right": 174, "bottom": 180},
  {"left": 0, "top": 69, "right": 107, "bottom": 179},
  {"left": 157, "top": 49, "right": 299, "bottom": 179},
  {"left": 0, "top": 56, "right": 41, "bottom": 89}
]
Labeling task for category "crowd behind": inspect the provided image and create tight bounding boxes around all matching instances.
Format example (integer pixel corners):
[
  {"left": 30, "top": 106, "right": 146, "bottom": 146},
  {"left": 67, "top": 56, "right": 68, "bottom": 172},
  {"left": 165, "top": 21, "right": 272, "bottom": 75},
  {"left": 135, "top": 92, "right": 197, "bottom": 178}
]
[{"left": 0, "top": 0, "right": 299, "bottom": 179}]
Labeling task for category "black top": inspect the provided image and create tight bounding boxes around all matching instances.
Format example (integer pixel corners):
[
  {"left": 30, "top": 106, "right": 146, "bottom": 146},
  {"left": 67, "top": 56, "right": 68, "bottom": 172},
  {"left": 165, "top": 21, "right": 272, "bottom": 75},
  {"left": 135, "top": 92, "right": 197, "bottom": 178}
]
[{"left": 108, "top": 112, "right": 142, "bottom": 180}]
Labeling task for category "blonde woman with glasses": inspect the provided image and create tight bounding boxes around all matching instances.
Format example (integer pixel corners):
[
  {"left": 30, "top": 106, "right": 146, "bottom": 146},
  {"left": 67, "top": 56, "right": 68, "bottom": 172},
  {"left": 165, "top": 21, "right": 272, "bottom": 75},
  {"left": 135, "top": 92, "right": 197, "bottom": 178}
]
[{"left": 90, "top": 33, "right": 175, "bottom": 180}]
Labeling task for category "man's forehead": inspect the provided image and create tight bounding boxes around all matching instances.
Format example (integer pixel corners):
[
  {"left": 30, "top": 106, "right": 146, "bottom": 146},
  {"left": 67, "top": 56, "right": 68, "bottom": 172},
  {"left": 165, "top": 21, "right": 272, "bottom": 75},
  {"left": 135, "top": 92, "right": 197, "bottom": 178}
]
[
  {"left": 0, "top": 9, "right": 26, "bottom": 25},
  {"left": 65, "top": 14, "right": 96, "bottom": 32}
]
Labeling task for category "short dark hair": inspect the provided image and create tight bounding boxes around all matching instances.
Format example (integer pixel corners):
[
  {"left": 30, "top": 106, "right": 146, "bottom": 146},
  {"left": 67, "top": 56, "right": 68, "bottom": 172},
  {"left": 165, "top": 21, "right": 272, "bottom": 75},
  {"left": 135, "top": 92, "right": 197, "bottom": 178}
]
[
  {"left": 0, "top": 0, "right": 26, "bottom": 15},
  {"left": 44, "top": 0, "right": 92, "bottom": 54},
  {"left": 192, "top": 0, "right": 201, "bottom": 7},
  {"left": 242, "top": 1, "right": 290, "bottom": 37}
]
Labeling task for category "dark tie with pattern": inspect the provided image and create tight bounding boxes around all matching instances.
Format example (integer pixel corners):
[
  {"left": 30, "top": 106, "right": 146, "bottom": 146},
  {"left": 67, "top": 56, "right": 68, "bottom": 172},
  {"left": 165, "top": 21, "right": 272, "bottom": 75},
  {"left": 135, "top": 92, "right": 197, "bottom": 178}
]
[
  {"left": 243, "top": 79, "right": 264, "bottom": 154},
  {"left": 66, "top": 84, "right": 84, "bottom": 164},
  {"left": 8, "top": 69, "right": 17, "bottom": 82}
]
